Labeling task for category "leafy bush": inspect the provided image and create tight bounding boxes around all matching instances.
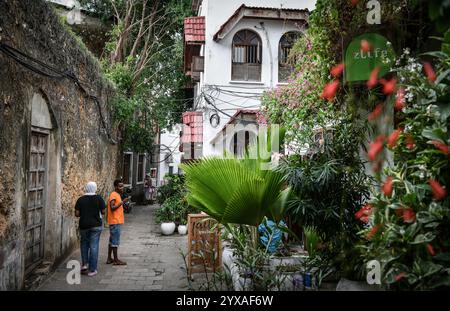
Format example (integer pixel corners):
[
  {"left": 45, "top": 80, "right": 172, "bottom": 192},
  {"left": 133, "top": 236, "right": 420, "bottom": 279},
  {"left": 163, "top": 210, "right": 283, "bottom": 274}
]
[
  {"left": 155, "top": 174, "right": 200, "bottom": 225},
  {"left": 222, "top": 222, "right": 293, "bottom": 291},
  {"left": 181, "top": 126, "right": 289, "bottom": 227},
  {"left": 154, "top": 197, "right": 177, "bottom": 224},
  {"left": 361, "top": 50, "right": 450, "bottom": 290},
  {"left": 303, "top": 227, "right": 321, "bottom": 258},
  {"left": 157, "top": 174, "right": 185, "bottom": 205}
]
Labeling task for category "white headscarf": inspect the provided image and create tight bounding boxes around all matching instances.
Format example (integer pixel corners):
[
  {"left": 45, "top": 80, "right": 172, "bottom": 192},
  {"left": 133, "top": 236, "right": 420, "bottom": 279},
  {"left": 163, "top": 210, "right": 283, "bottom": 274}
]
[{"left": 84, "top": 181, "right": 97, "bottom": 196}]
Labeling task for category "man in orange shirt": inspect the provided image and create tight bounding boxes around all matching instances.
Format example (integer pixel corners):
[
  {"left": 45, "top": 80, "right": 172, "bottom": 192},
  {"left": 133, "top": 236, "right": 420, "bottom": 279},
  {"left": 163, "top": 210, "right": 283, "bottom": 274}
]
[{"left": 106, "top": 179, "right": 129, "bottom": 265}]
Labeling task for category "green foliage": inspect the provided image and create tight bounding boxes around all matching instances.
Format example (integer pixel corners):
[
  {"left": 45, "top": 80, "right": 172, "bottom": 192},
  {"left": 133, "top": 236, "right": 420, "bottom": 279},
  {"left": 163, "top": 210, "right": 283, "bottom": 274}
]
[
  {"left": 55, "top": 8, "right": 104, "bottom": 73},
  {"left": 279, "top": 118, "right": 371, "bottom": 238},
  {"left": 418, "top": 0, "right": 450, "bottom": 34},
  {"left": 181, "top": 157, "right": 289, "bottom": 227},
  {"left": 278, "top": 118, "right": 371, "bottom": 280},
  {"left": 181, "top": 127, "right": 289, "bottom": 227},
  {"left": 154, "top": 199, "right": 175, "bottom": 224},
  {"left": 260, "top": 0, "right": 414, "bottom": 283},
  {"left": 79, "top": 0, "right": 192, "bottom": 154},
  {"left": 303, "top": 227, "right": 320, "bottom": 258},
  {"left": 221, "top": 223, "right": 296, "bottom": 291},
  {"left": 155, "top": 174, "right": 199, "bottom": 225},
  {"left": 261, "top": 0, "right": 412, "bottom": 147},
  {"left": 157, "top": 174, "right": 186, "bottom": 205},
  {"left": 361, "top": 50, "right": 450, "bottom": 290}
]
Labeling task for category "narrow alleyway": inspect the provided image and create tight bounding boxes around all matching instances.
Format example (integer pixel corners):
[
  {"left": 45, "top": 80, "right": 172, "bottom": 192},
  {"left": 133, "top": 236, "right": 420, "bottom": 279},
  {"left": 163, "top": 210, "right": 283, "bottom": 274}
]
[{"left": 37, "top": 205, "right": 189, "bottom": 291}]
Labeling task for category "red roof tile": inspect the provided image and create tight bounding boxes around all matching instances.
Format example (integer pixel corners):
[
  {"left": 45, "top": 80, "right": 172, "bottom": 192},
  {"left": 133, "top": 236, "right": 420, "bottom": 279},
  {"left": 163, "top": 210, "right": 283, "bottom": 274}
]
[
  {"left": 182, "top": 112, "right": 203, "bottom": 143},
  {"left": 213, "top": 5, "right": 309, "bottom": 41},
  {"left": 184, "top": 16, "right": 205, "bottom": 43}
]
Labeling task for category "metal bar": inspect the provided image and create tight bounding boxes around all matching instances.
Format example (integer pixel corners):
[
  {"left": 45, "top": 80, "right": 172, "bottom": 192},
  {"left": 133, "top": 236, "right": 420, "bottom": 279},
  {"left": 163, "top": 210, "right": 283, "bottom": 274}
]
[
  {"left": 27, "top": 206, "right": 43, "bottom": 212},
  {"left": 26, "top": 224, "right": 42, "bottom": 231},
  {"left": 26, "top": 240, "right": 42, "bottom": 248}
]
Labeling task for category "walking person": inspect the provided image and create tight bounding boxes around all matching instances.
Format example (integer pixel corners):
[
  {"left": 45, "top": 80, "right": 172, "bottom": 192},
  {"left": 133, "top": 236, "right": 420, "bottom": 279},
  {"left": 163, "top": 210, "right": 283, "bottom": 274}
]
[
  {"left": 106, "top": 179, "right": 128, "bottom": 265},
  {"left": 75, "top": 181, "right": 105, "bottom": 277}
]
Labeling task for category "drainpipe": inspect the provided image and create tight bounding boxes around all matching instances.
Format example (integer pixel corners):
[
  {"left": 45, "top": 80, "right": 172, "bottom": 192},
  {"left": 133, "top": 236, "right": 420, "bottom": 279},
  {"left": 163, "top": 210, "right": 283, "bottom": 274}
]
[{"left": 257, "top": 22, "right": 273, "bottom": 88}]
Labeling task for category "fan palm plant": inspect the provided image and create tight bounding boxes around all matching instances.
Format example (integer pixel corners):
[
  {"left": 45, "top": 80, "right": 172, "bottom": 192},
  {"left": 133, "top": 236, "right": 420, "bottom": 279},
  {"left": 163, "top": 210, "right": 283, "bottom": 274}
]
[{"left": 180, "top": 126, "right": 289, "bottom": 227}]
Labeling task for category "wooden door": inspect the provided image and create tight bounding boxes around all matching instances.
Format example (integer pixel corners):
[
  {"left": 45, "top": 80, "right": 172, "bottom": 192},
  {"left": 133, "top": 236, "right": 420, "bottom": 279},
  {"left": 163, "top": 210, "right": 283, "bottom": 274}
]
[{"left": 25, "top": 131, "right": 48, "bottom": 270}]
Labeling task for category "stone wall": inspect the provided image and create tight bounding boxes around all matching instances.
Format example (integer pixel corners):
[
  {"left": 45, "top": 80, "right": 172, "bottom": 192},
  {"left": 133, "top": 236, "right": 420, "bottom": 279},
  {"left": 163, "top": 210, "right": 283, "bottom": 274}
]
[{"left": 0, "top": 0, "right": 119, "bottom": 290}]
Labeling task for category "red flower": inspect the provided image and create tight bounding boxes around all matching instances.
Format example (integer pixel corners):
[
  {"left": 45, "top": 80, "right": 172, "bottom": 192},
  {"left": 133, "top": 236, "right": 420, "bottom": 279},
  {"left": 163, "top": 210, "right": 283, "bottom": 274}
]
[
  {"left": 395, "top": 88, "right": 406, "bottom": 111},
  {"left": 395, "top": 272, "right": 407, "bottom": 282},
  {"left": 368, "top": 135, "right": 385, "bottom": 161},
  {"left": 355, "top": 204, "right": 373, "bottom": 223},
  {"left": 427, "top": 244, "right": 436, "bottom": 257},
  {"left": 382, "top": 177, "right": 394, "bottom": 197},
  {"left": 331, "top": 63, "right": 345, "bottom": 78},
  {"left": 367, "top": 67, "right": 380, "bottom": 89},
  {"left": 406, "top": 134, "right": 415, "bottom": 150},
  {"left": 430, "top": 140, "right": 449, "bottom": 155},
  {"left": 423, "top": 62, "right": 437, "bottom": 83},
  {"left": 368, "top": 104, "right": 383, "bottom": 121},
  {"left": 367, "top": 224, "right": 381, "bottom": 239},
  {"left": 350, "top": 0, "right": 359, "bottom": 6},
  {"left": 380, "top": 78, "right": 397, "bottom": 95},
  {"left": 360, "top": 39, "right": 372, "bottom": 53},
  {"left": 429, "top": 179, "right": 447, "bottom": 201},
  {"left": 321, "top": 80, "right": 340, "bottom": 102},
  {"left": 387, "top": 129, "right": 402, "bottom": 149},
  {"left": 402, "top": 208, "right": 416, "bottom": 223}
]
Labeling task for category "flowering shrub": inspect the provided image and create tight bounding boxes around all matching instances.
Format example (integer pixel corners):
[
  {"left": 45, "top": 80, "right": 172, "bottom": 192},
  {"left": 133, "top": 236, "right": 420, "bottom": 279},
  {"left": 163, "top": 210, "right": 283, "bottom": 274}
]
[
  {"left": 360, "top": 50, "right": 450, "bottom": 290},
  {"left": 261, "top": 1, "right": 337, "bottom": 148}
]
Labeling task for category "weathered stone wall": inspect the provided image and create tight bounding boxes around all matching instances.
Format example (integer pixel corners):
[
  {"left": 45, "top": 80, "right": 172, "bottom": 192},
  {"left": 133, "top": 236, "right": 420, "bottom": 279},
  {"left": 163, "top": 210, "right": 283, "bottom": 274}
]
[{"left": 0, "top": 0, "right": 119, "bottom": 289}]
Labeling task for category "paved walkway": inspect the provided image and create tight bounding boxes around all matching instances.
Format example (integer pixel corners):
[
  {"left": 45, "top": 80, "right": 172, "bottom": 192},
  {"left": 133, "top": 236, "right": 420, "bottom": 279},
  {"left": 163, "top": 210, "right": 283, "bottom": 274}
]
[{"left": 38, "top": 204, "right": 189, "bottom": 291}]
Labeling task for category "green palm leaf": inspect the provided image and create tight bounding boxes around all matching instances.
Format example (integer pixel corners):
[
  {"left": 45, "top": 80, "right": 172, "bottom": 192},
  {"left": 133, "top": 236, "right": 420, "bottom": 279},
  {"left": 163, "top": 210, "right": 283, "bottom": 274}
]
[{"left": 180, "top": 126, "right": 289, "bottom": 226}]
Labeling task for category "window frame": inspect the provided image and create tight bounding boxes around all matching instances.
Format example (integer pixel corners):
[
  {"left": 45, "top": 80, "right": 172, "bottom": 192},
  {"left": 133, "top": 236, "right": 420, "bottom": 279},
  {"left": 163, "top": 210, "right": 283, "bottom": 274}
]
[
  {"left": 231, "top": 29, "right": 263, "bottom": 82},
  {"left": 278, "top": 31, "right": 301, "bottom": 83},
  {"left": 136, "top": 153, "right": 146, "bottom": 185},
  {"left": 150, "top": 168, "right": 157, "bottom": 179},
  {"left": 122, "top": 152, "right": 133, "bottom": 187}
]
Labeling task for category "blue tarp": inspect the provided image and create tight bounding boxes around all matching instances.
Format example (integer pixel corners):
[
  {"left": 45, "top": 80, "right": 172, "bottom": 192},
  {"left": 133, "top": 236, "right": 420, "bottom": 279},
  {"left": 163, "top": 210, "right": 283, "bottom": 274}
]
[{"left": 258, "top": 220, "right": 285, "bottom": 253}]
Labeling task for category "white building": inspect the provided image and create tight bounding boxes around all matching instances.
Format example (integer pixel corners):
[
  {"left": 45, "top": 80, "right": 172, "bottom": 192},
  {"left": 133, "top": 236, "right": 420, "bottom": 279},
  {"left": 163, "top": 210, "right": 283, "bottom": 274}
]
[
  {"left": 157, "top": 124, "right": 183, "bottom": 185},
  {"left": 182, "top": 0, "right": 316, "bottom": 160}
]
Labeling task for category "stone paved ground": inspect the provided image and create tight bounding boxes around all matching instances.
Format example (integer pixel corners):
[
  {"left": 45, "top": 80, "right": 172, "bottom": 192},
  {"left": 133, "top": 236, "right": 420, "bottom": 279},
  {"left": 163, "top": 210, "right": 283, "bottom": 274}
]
[{"left": 38, "top": 204, "right": 189, "bottom": 291}]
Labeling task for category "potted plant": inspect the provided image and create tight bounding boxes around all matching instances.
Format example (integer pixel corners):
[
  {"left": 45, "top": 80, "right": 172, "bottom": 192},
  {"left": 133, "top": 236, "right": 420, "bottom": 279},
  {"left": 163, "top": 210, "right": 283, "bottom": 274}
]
[
  {"left": 155, "top": 200, "right": 176, "bottom": 235},
  {"left": 175, "top": 193, "right": 199, "bottom": 235},
  {"left": 177, "top": 218, "right": 188, "bottom": 235}
]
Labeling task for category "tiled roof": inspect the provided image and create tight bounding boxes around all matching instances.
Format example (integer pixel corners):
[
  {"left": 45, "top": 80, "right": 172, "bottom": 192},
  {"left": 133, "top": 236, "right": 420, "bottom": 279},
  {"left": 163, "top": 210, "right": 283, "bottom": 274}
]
[
  {"left": 182, "top": 112, "right": 203, "bottom": 143},
  {"left": 245, "top": 6, "right": 309, "bottom": 12},
  {"left": 210, "top": 109, "right": 259, "bottom": 143},
  {"left": 184, "top": 16, "right": 205, "bottom": 43},
  {"left": 213, "top": 4, "right": 309, "bottom": 41}
]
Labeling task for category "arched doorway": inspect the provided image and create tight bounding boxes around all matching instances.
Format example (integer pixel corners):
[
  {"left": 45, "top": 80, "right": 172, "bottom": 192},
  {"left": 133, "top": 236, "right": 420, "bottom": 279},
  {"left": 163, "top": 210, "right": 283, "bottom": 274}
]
[
  {"left": 25, "top": 92, "right": 54, "bottom": 272},
  {"left": 229, "top": 130, "right": 257, "bottom": 158}
]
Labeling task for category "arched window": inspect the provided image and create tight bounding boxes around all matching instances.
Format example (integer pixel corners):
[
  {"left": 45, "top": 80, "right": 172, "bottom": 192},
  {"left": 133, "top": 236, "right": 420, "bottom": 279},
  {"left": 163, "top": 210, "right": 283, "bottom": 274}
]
[
  {"left": 232, "top": 30, "right": 262, "bottom": 81},
  {"left": 279, "top": 31, "right": 300, "bottom": 83}
]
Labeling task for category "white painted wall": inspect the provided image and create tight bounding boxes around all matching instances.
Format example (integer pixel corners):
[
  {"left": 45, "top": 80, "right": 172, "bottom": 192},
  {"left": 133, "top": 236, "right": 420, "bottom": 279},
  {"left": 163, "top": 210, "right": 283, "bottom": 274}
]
[
  {"left": 195, "top": 0, "right": 316, "bottom": 156},
  {"left": 47, "top": 0, "right": 80, "bottom": 8},
  {"left": 158, "top": 124, "right": 182, "bottom": 185}
]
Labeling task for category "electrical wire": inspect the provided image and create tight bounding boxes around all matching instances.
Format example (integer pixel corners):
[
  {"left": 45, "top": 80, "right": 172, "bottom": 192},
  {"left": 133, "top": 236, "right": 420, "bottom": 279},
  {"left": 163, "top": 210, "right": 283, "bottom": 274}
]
[
  {"left": 203, "top": 94, "right": 234, "bottom": 118},
  {"left": 0, "top": 42, "right": 118, "bottom": 144},
  {"left": 204, "top": 92, "right": 260, "bottom": 109}
]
